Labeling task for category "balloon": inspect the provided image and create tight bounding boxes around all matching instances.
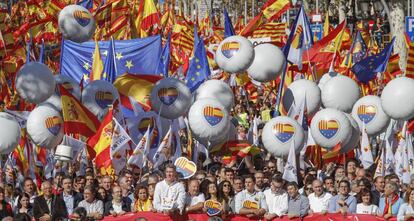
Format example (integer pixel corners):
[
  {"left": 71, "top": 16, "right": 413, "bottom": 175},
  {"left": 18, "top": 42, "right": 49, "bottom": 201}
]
[
  {"left": 195, "top": 80, "right": 234, "bottom": 111},
  {"left": 310, "top": 108, "right": 352, "bottom": 150},
  {"left": 150, "top": 78, "right": 191, "bottom": 119},
  {"left": 188, "top": 99, "right": 230, "bottom": 147},
  {"left": 15, "top": 62, "right": 55, "bottom": 104},
  {"left": 342, "top": 114, "right": 360, "bottom": 154},
  {"left": 0, "top": 113, "right": 21, "bottom": 154},
  {"left": 262, "top": 116, "right": 305, "bottom": 158},
  {"left": 282, "top": 79, "right": 321, "bottom": 115},
  {"left": 352, "top": 95, "right": 390, "bottom": 135},
  {"left": 42, "top": 75, "right": 81, "bottom": 110},
  {"left": 318, "top": 72, "right": 338, "bottom": 90},
  {"left": 27, "top": 104, "right": 64, "bottom": 149},
  {"left": 247, "top": 44, "right": 285, "bottom": 82},
  {"left": 215, "top": 36, "right": 254, "bottom": 73},
  {"left": 381, "top": 77, "right": 414, "bottom": 120},
  {"left": 82, "top": 80, "right": 119, "bottom": 119},
  {"left": 58, "top": 5, "right": 95, "bottom": 43},
  {"left": 321, "top": 75, "right": 360, "bottom": 113}
]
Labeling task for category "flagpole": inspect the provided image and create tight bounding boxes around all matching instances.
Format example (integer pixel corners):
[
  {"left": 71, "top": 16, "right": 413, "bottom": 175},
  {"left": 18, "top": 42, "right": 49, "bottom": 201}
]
[{"left": 274, "top": 61, "right": 288, "bottom": 117}]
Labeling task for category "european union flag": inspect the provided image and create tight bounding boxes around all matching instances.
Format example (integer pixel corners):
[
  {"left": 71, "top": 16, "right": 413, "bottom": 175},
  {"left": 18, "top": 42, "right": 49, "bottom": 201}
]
[
  {"left": 224, "top": 8, "right": 235, "bottom": 38},
  {"left": 60, "top": 35, "right": 162, "bottom": 84},
  {"left": 352, "top": 37, "right": 395, "bottom": 84},
  {"left": 77, "top": 0, "right": 93, "bottom": 10},
  {"left": 38, "top": 39, "right": 45, "bottom": 63},
  {"left": 351, "top": 31, "right": 367, "bottom": 64},
  {"left": 102, "top": 38, "right": 117, "bottom": 83},
  {"left": 156, "top": 33, "right": 171, "bottom": 77},
  {"left": 185, "top": 37, "right": 210, "bottom": 92}
]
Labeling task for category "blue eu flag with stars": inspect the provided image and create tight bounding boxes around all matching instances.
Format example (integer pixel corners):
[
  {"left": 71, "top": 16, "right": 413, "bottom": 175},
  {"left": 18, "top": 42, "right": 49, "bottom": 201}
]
[
  {"left": 102, "top": 38, "right": 117, "bottom": 83},
  {"left": 60, "top": 35, "right": 162, "bottom": 84},
  {"left": 155, "top": 33, "right": 171, "bottom": 77},
  {"left": 224, "top": 8, "right": 235, "bottom": 38},
  {"left": 185, "top": 37, "right": 211, "bottom": 92},
  {"left": 352, "top": 37, "right": 395, "bottom": 84}
]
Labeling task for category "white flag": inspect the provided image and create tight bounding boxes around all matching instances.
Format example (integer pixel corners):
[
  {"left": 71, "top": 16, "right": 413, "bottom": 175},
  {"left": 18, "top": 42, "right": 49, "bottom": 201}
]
[
  {"left": 374, "top": 146, "right": 386, "bottom": 178},
  {"left": 395, "top": 134, "right": 410, "bottom": 183},
  {"left": 407, "top": 133, "right": 414, "bottom": 171},
  {"left": 171, "top": 122, "right": 182, "bottom": 162},
  {"left": 44, "top": 150, "right": 55, "bottom": 179},
  {"left": 110, "top": 118, "right": 132, "bottom": 158},
  {"left": 360, "top": 122, "right": 374, "bottom": 169},
  {"left": 283, "top": 141, "right": 298, "bottom": 183},
  {"left": 127, "top": 125, "right": 151, "bottom": 168},
  {"left": 252, "top": 117, "right": 259, "bottom": 146},
  {"left": 153, "top": 125, "right": 172, "bottom": 164}
]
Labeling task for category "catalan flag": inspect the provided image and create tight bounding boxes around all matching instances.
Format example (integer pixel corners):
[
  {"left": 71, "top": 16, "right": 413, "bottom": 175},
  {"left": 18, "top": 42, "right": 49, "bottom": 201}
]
[
  {"left": 135, "top": 0, "right": 160, "bottom": 38},
  {"left": 250, "top": 22, "right": 287, "bottom": 47},
  {"left": 322, "top": 142, "right": 342, "bottom": 161},
  {"left": 406, "top": 41, "right": 414, "bottom": 78},
  {"left": 261, "top": 0, "right": 291, "bottom": 21}
]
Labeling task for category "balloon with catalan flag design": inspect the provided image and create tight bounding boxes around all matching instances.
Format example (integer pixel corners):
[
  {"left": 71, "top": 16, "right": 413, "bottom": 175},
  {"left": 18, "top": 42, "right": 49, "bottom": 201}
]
[
  {"left": 215, "top": 36, "right": 255, "bottom": 73},
  {"left": 262, "top": 116, "right": 304, "bottom": 158},
  {"left": 352, "top": 95, "right": 390, "bottom": 135},
  {"left": 150, "top": 78, "right": 191, "bottom": 119},
  {"left": 204, "top": 200, "right": 222, "bottom": 216},
  {"left": 174, "top": 157, "right": 197, "bottom": 179}
]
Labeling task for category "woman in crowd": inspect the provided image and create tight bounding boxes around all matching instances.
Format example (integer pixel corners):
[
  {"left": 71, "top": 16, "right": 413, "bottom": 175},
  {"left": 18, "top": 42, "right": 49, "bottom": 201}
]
[
  {"left": 356, "top": 188, "right": 379, "bottom": 216},
  {"left": 204, "top": 182, "right": 227, "bottom": 215},
  {"left": 97, "top": 187, "right": 108, "bottom": 203},
  {"left": 133, "top": 185, "right": 153, "bottom": 212},
  {"left": 15, "top": 193, "right": 32, "bottom": 217},
  {"left": 0, "top": 187, "right": 12, "bottom": 220},
  {"left": 397, "top": 188, "right": 414, "bottom": 221},
  {"left": 218, "top": 180, "right": 235, "bottom": 214}
]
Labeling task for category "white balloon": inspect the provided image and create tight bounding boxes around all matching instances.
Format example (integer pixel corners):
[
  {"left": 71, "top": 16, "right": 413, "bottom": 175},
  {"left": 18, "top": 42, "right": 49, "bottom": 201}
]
[
  {"left": 58, "top": 5, "right": 95, "bottom": 43},
  {"left": 247, "top": 44, "right": 285, "bottom": 82},
  {"left": 342, "top": 114, "right": 360, "bottom": 153},
  {"left": 82, "top": 80, "right": 119, "bottom": 119},
  {"left": 352, "top": 95, "right": 390, "bottom": 135},
  {"left": 262, "top": 116, "right": 305, "bottom": 158},
  {"left": 42, "top": 75, "right": 82, "bottom": 110},
  {"left": 381, "top": 77, "right": 414, "bottom": 120},
  {"left": 195, "top": 80, "right": 234, "bottom": 111},
  {"left": 321, "top": 75, "right": 360, "bottom": 113},
  {"left": 188, "top": 99, "right": 230, "bottom": 147},
  {"left": 0, "top": 113, "right": 20, "bottom": 154},
  {"left": 215, "top": 36, "right": 254, "bottom": 73},
  {"left": 27, "top": 104, "right": 64, "bottom": 149},
  {"left": 310, "top": 108, "right": 352, "bottom": 150},
  {"left": 150, "top": 78, "right": 191, "bottom": 119},
  {"left": 318, "top": 72, "right": 338, "bottom": 91},
  {"left": 15, "top": 62, "right": 55, "bottom": 104},
  {"left": 282, "top": 79, "right": 321, "bottom": 115}
]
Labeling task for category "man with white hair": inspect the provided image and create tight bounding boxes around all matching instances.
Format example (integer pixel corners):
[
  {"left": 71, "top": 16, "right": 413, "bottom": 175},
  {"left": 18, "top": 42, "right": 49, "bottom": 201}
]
[{"left": 308, "top": 179, "right": 332, "bottom": 214}]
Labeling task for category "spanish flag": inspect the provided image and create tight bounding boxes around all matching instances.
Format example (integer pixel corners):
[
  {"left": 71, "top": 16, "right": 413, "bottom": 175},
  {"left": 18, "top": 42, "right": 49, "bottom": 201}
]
[
  {"left": 60, "top": 86, "right": 100, "bottom": 138},
  {"left": 113, "top": 73, "right": 162, "bottom": 111},
  {"left": 261, "top": 0, "right": 291, "bottom": 21},
  {"left": 135, "top": 0, "right": 160, "bottom": 38},
  {"left": 91, "top": 40, "right": 103, "bottom": 81},
  {"left": 87, "top": 107, "right": 114, "bottom": 175}
]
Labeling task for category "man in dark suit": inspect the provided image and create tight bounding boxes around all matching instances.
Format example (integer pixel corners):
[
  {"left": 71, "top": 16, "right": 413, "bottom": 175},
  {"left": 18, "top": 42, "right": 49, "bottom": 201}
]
[
  {"left": 33, "top": 181, "right": 67, "bottom": 221},
  {"left": 56, "top": 176, "right": 83, "bottom": 218}
]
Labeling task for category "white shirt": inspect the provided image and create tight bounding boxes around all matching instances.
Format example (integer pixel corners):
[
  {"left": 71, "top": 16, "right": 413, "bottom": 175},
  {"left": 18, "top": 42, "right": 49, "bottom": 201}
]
[
  {"left": 263, "top": 189, "right": 288, "bottom": 216},
  {"left": 185, "top": 193, "right": 205, "bottom": 207},
  {"left": 112, "top": 201, "right": 123, "bottom": 213},
  {"left": 153, "top": 179, "right": 186, "bottom": 213},
  {"left": 356, "top": 203, "right": 379, "bottom": 215},
  {"left": 397, "top": 203, "right": 414, "bottom": 221},
  {"left": 234, "top": 189, "right": 267, "bottom": 214},
  {"left": 78, "top": 199, "right": 104, "bottom": 215},
  {"left": 308, "top": 192, "right": 332, "bottom": 213}
]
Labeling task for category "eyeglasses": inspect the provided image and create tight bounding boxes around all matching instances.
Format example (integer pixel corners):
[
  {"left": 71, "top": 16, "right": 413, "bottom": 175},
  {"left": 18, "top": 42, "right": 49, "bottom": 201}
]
[{"left": 223, "top": 184, "right": 231, "bottom": 187}]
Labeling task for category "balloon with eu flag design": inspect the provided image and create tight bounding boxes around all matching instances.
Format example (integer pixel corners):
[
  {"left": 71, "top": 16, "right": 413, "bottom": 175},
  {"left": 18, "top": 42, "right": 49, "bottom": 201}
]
[
  {"left": 82, "top": 80, "right": 119, "bottom": 120},
  {"left": 58, "top": 5, "right": 96, "bottom": 43},
  {"left": 381, "top": 77, "right": 414, "bottom": 120},
  {"left": 42, "top": 75, "right": 81, "bottom": 111},
  {"left": 27, "top": 104, "right": 64, "bottom": 149},
  {"left": 195, "top": 80, "right": 234, "bottom": 112},
  {"left": 352, "top": 95, "right": 390, "bottom": 135},
  {"left": 262, "top": 116, "right": 305, "bottom": 158},
  {"left": 310, "top": 108, "right": 352, "bottom": 150},
  {"left": 247, "top": 43, "right": 285, "bottom": 83},
  {"left": 321, "top": 75, "right": 360, "bottom": 113},
  {"left": 215, "top": 36, "right": 255, "bottom": 73},
  {"left": 15, "top": 62, "right": 55, "bottom": 104},
  {"left": 188, "top": 98, "right": 230, "bottom": 149},
  {"left": 0, "top": 113, "right": 21, "bottom": 155},
  {"left": 150, "top": 78, "right": 191, "bottom": 119}
]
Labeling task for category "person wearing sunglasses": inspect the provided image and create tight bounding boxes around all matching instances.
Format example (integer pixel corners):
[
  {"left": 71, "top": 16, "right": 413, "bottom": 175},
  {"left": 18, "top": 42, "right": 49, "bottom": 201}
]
[{"left": 328, "top": 180, "right": 357, "bottom": 215}]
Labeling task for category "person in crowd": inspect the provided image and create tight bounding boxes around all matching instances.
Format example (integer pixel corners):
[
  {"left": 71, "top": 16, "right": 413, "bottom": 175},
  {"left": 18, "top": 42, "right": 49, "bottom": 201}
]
[
  {"left": 57, "top": 176, "right": 83, "bottom": 217},
  {"left": 346, "top": 160, "right": 358, "bottom": 182},
  {"left": 133, "top": 186, "right": 153, "bottom": 212},
  {"left": 21, "top": 178, "right": 37, "bottom": 206},
  {"left": 397, "top": 187, "right": 414, "bottom": 221},
  {"left": 101, "top": 176, "right": 113, "bottom": 197},
  {"left": 74, "top": 176, "right": 86, "bottom": 195},
  {"left": 287, "top": 182, "right": 309, "bottom": 219},
  {"left": 328, "top": 180, "right": 357, "bottom": 214},
  {"left": 13, "top": 213, "right": 31, "bottom": 221},
  {"left": 184, "top": 179, "right": 205, "bottom": 214},
  {"left": 16, "top": 193, "right": 32, "bottom": 217},
  {"left": 52, "top": 172, "right": 64, "bottom": 195},
  {"left": 0, "top": 187, "right": 12, "bottom": 220},
  {"left": 77, "top": 185, "right": 104, "bottom": 220},
  {"left": 97, "top": 187, "right": 108, "bottom": 203},
  {"left": 324, "top": 176, "right": 335, "bottom": 191},
  {"left": 218, "top": 180, "right": 235, "bottom": 214},
  {"left": 372, "top": 176, "right": 385, "bottom": 206},
  {"left": 204, "top": 182, "right": 227, "bottom": 215},
  {"left": 118, "top": 175, "right": 133, "bottom": 206},
  {"left": 234, "top": 175, "right": 267, "bottom": 218},
  {"left": 33, "top": 181, "right": 67, "bottom": 221},
  {"left": 224, "top": 168, "right": 235, "bottom": 184},
  {"left": 71, "top": 207, "right": 87, "bottom": 221},
  {"left": 308, "top": 179, "right": 332, "bottom": 214},
  {"left": 263, "top": 176, "right": 287, "bottom": 220},
  {"left": 104, "top": 186, "right": 131, "bottom": 216},
  {"left": 233, "top": 177, "right": 244, "bottom": 194},
  {"left": 195, "top": 171, "right": 207, "bottom": 183},
  {"left": 356, "top": 188, "right": 379, "bottom": 215},
  {"left": 153, "top": 164, "right": 186, "bottom": 215},
  {"left": 254, "top": 171, "right": 266, "bottom": 192},
  {"left": 379, "top": 182, "right": 404, "bottom": 219},
  {"left": 3, "top": 185, "right": 14, "bottom": 207}
]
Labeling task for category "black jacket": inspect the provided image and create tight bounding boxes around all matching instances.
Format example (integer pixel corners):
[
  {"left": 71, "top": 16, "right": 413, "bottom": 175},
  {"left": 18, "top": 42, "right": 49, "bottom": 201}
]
[
  {"left": 103, "top": 198, "right": 131, "bottom": 216},
  {"left": 56, "top": 191, "right": 83, "bottom": 217},
  {"left": 33, "top": 195, "right": 67, "bottom": 221}
]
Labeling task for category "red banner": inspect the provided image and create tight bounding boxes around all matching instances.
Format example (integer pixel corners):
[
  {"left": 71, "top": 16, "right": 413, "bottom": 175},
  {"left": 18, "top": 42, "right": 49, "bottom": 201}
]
[{"left": 102, "top": 212, "right": 400, "bottom": 221}]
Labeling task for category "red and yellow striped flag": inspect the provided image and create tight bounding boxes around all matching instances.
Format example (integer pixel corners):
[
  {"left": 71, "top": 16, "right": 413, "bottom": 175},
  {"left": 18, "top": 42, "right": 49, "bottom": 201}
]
[
  {"left": 261, "top": 0, "right": 291, "bottom": 21},
  {"left": 135, "top": 0, "right": 160, "bottom": 38},
  {"left": 406, "top": 42, "right": 414, "bottom": 79}
]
